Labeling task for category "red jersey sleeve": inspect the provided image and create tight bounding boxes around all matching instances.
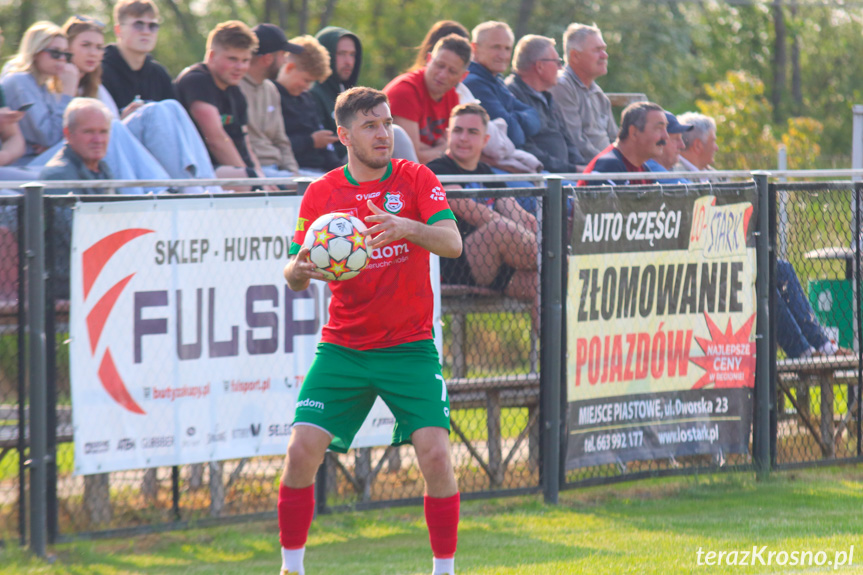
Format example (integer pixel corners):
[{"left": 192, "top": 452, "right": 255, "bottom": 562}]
[{"left": 413, "top": 163, "right": 455, "bottom": 224}]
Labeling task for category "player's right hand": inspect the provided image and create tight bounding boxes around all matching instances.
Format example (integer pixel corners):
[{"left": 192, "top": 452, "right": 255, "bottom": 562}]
[{"left": 284, "top": 246, "right": 325, "bottom": 290}]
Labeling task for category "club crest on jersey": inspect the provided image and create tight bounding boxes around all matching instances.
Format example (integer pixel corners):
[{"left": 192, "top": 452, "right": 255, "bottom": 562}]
[{"left": 384, "top": 192, "right": 404, "bottom": 214}]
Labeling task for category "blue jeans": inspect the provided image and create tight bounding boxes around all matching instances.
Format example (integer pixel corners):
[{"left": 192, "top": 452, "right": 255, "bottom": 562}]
[{"left": 776, "top": 259, "right": 829, "bottom": 358}]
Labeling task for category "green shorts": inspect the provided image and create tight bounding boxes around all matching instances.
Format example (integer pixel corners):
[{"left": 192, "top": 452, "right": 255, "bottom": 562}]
[{"left": 293, "top": 340, "right": 451, "bottom": 453}]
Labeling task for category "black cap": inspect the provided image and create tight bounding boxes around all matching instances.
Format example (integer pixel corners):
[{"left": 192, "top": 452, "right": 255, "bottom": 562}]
[
  {"left": 253, "top": 23, "right": 303, "bottom": 55},
  {"left": 665, "top": 111, "right": 694, "bottom": 134}
]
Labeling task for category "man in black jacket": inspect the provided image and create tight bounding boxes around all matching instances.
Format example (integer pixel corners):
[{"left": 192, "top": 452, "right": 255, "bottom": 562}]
[{"left": 102, "top": 0, "right": 174, "bottom": 116}]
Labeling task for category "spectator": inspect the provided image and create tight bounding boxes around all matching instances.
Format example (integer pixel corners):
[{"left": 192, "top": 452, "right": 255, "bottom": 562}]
[
  {"left": 410, "top": 20, "right": 476, "bottom": 104},
  {"left": 776, "top": 259, "right": 849, "bottom": 359},
  {"left": 311, "top": 25, "right": 416, "bottom": 163},
  {"left": 463, "top": 21, "right": 540, "bottom": 149},
  {"left": 240, "top": 24, "right": 302, "bottom": 178},
  {"left": 40, "top": 97, "right": 113, "bottom": 191},
  {"left": 0, "top": 27, "right": 29, "bottom": 179},
  {"left": 505, "top": 34, "right": 582, "bottom": 173},
  {"left": 383, "top": 34, "right": 471, "bottom": 164},
  {"left": 577, "top": 101, "right": 668, "bottom": 186},
  {"left": 311, "top": 26, "right": 361, "bottom": 160},
  {"left": 39, "top": 98, "right": 114, "bottom": 299},
  {"left": 175, "top": 21, "right": 272, "bottom": 186},
  {"left": 550, "top": 23, "right": 616, "bottom": 164},
  {"left": 61, "top": 16, "right": 118, "bottom": 116},
  {"left": 60, "top": 15, "right": 212, "bottom": 189},
  {"left": 676, "top": 112, "right": 719, "bottom": 176},
  {"left": 101, "top": 0, "right": 173, "bottom": 115},
  {"left": 644, "top": 111, "right": 692, "bottom": 183},
  {"left": 275, "top": 35, "right": 342, "bottom": 173},
  {"left": 0, "top": 21, "right": 77, "bottom": 163},
  {"left": 428, "top": 103, "right": 537, "bottom": 301}
]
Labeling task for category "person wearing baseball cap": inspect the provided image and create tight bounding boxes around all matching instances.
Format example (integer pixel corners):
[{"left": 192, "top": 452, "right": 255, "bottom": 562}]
[
  {"left": 645, "top": 110, "right": 693, "bottom": 183},
  {"left": 240, "top": 23, "right": 305, "bottom": 179}
]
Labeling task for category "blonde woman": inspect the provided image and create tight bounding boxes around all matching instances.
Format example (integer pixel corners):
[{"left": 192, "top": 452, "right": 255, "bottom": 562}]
[{"left": 1, "top": 21, "right": 79, "bottom": 161}]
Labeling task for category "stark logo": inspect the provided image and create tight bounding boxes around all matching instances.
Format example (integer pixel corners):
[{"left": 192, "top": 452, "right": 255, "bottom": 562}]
[{"left": 384, "top": 192, "right": 404, "bottom": 214}]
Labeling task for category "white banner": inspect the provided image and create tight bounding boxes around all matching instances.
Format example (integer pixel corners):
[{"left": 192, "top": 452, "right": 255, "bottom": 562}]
[{"left": 70, "top": 197, "right": 439, "bottom": 476}]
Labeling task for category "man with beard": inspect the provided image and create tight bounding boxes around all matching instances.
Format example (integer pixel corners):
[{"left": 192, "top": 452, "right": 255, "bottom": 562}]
[
  {"left": 240, "top": 24, "right": 303, "bottom": 178},
  {"left": 278, "top": 87, "right": 462, "bottom": 575}
]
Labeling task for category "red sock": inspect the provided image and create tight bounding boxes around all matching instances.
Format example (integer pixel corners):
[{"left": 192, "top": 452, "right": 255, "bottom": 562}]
[
  {"left": 424, "top": 492, "right": 460, "bottom": 558},
  {"left": 278, "top": 483, "right": 315, "bottom": 550}
]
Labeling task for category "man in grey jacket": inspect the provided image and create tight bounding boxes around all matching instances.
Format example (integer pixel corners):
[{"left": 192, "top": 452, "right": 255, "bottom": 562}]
[
  {"left": 506, "top": 34, "right": 582, "bottom": 173},
  {"left": 549, "top": 23, "right": 617, "bottom": 163}
]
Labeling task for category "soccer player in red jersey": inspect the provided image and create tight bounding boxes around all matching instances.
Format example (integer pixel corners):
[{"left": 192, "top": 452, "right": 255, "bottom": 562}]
[{"left": 278, "top": 86, "right": 463, "bottom": 575}]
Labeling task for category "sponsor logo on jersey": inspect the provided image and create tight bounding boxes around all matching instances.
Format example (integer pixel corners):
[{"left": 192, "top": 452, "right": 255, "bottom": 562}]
[
  {"left": 384, "top": 192, "right": 404, "bottom": 214},
  {"left": 356, "top": 191, "right": 381, "bottom": 201},
  {"left": 430, "top": 186, "right": 446, "bottom": 201},
  {"left": 296, "top": 217, "right": 308, "bottom": 232},
  {"left": 336, "top": 208, "right": 359, "bottom": 218}
]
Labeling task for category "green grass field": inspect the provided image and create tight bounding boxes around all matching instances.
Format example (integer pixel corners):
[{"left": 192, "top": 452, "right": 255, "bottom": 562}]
[{"left": 2, "top": 466, "right": 862, "bottom": 574}]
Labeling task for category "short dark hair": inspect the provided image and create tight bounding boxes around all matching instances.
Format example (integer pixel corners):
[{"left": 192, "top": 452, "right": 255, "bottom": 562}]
[
  {"left": 450, "top": 103, "right": 490, "bottom": 128},
  {"left": 431, "top": 34, "right": 472, "bottom": 67},
  {"left": 411, "top": 20, "right": 469, "bottom": 71},
  {"left": 618, "top": 101, "right": 663, "bottom": 141},
  {"left": 335, "top": 87, "right": 389, "bottom": 128}
]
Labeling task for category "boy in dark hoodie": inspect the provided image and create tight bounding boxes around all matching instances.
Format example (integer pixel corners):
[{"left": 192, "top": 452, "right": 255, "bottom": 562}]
[{"left": 310, "top": 26, "right": 362, "bottom": 160}]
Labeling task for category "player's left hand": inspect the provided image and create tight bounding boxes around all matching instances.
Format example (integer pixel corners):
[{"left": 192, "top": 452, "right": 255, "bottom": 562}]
[{"left": 363, "top": 200, "right": 415, "bottom": 250}]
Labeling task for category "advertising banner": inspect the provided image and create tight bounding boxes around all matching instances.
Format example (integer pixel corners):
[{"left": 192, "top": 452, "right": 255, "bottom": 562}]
[
  {"left": 69, "top": 197, "right": 436, "bottom": 475},
  {"left": 566, "top": 187, "right": 757, "bottom": 469}
]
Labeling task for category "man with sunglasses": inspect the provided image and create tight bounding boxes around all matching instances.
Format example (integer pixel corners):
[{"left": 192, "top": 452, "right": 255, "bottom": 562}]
[
  {"left": 102, "top": 0, "right": 173, "bottom": 116},
  {"left": 505, "top": 34, "right": 582, "bottom": 173}
]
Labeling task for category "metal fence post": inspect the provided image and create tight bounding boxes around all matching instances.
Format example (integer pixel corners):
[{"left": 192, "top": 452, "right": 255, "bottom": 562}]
[
  {"left": 752, "top": 173, "right": 771, "bottom": 480},
  {"left": 24, "top": 183, "right": 48, "bottom": 556},
  {"left": 541, "top": 177, "right": 563, "bottom": 504}
]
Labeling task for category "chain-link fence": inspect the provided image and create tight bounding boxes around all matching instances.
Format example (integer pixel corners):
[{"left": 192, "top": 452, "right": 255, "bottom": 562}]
[
  {"left": 9, "top": 183, "right": 555, "bottom": 543},
  {"left": 770, "top": 182, "right": 863, "bottom": 467},
  {"left": 0, "top": 195, "right": 24, "bottom": 545}
]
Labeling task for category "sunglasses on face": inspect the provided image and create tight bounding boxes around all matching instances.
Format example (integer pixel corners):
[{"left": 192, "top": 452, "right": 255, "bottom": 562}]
[
  {"left": 126, "top": 20, "right": 160, "bottom": 33},
  {"left": 43, "top": 48, "right": 73, "bottom": 63}
]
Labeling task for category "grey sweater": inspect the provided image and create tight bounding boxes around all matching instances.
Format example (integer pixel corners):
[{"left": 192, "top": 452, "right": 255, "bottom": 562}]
[{"left": 0, "top": 71, "right": 72, "bottom": 161}]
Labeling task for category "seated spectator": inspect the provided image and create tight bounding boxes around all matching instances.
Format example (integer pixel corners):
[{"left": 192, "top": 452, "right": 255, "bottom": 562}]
[
  {"left": 0, "top": 30, "right": 29, "bottom": 179},
  {"left": 40, "top": 97, "right": 113, "bottom": 192},
  {"left": 240, "top": 24, "right": 302, "bottom": 178},
  {"left": 275, "top": 35, "right": 342, "bottom": 173},
  {"left": 644, "top": 111, "right": 693, "bottom": 183},
  {"left": 577, "top": 101, "right": 668, "bottom": 186},
  {"left": 550, "top": 23, "right": 616, "bottom": 164},
  {"left": 384, "top": 34, "right": 472, "bottom": 164},
  {"left": 58, "top": 15, "right": 213, "bottom": 190},
  {"left": 427, "top": 103, "right": 537, "bottom": 301},
  {"left": 506, "top": 34, "right": 582, "bottom": 173},
  {"left": 777, "top": 259, "right": 850, "bottom": 359},
  {"left": 0, "top": 21, "right": 77, "bottom": 163},
  {"left": 311, "top": 26, "right": 361, "bottom": 161},
  {"left": 39, "top": 98, "right": 115, "bottom": 298},
  {"left": 463, "top": 21, "right": 540, "bottom": 149},
  {"left": 101, "top": 0, "right": 173, "bottom": 116},
  {"left": 676, "top": 112, "right": 719, "bottom": 177},
  {"left": 175, "top": 21, "right": 274, "bottom": 188},
  {"left": 410, "top": 20, "right": 476, "bottom": 104}
]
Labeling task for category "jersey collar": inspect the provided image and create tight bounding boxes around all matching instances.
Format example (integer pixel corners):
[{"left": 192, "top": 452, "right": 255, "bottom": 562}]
[{"left": 343, "top": 160, "right": 393, "bottom": 185}]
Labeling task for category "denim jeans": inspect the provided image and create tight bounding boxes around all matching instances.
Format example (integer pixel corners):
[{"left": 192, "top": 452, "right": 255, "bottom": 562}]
[{"left": 776, "top": 258, "right": 829, "bottom": 358}]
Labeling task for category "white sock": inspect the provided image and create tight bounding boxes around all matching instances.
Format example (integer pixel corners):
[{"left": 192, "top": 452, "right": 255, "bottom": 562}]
[
  {"left": 433, "top": 556, "right": 455, "bottom": 575},
  {"left": 281, "top": 547, "right": 305, "bottom": 574}
]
